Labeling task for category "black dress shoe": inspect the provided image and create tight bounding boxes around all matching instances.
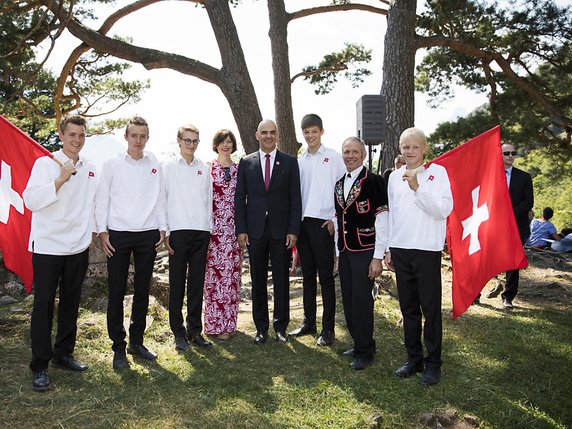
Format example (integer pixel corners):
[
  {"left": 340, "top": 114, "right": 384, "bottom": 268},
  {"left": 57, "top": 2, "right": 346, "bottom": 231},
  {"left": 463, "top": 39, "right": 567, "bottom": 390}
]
[
  {"left": 254, "top": 332, "right": 267, "bottom": 345},
  {"left": 342, "top": 348, "right": 355, "bottom": 357},
  {"left": 127, "top": 344, "right": 157, "bottom": 360},
  {"left": 350, "top": 357, "right": 374, "bottom": 370},
  {"left": 394, "top": 361, "right": 423, "bottom": 378},
  {"left": 113, "top": 350, "right": 129, "bottom": 370},
  {"left": 32, "top": 369, "right": 50, "bottom": 392},
  {"left": 288, "top": 324, "right": 317, "bottom": 337},
  {"left": 316, "top": 330, "right": 335, "bottom": 346},
  {"left": 51, "top": 355, "right": 88, "bottom": 372},
  {"left": 175, "top": 336, "right": 189, "bottom": 351},
  {"left": 275, "top": 331, "right": 288, "bottom": 343},
  {"left": 419, "top": 367, "right": 441, "bottom": 386},
  {"left": 191, "top": 334, "right": 213, "bottom": 349}
]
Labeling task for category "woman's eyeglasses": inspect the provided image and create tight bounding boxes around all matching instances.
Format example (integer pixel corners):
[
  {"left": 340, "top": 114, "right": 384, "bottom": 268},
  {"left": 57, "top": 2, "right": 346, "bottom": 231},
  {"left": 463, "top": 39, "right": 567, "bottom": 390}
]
[{"left": 223, "top": 167, "right": 231, "bottom": 182}]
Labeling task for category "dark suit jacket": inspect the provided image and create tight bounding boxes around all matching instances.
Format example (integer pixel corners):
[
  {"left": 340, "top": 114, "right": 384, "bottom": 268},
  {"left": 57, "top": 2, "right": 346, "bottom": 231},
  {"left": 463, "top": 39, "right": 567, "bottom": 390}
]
[
  {"left": 235, "top": 150, "right": 302, "bottom": 240},
  {"left": 508, "top": 166, "right": 534, "bottom": 241}
]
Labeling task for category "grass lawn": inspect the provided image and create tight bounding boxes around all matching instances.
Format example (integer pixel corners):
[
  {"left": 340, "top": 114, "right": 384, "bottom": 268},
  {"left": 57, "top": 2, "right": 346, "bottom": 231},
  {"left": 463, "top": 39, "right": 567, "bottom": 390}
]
[{"left": 1, "top": 266, "right": 571, "bottom": 429}]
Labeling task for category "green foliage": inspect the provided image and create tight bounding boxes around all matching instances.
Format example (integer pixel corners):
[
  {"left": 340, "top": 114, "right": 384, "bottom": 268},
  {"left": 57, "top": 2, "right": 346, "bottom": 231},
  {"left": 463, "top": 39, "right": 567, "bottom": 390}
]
[{"left": 300, "top": 43, "right": 372, "bottom": 95}]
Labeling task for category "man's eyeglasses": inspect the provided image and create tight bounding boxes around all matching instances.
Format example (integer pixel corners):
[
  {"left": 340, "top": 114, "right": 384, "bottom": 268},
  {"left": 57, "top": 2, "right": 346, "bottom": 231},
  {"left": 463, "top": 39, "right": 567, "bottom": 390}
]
[
  {"left": 179, "top": 138, "right": 200, "bottom": 145},
  {"left": 503, "top": 151, "right": 517, "bottom": 156},
  {"left": 223, "top": 166, "right": 231, "bottom": 182}
]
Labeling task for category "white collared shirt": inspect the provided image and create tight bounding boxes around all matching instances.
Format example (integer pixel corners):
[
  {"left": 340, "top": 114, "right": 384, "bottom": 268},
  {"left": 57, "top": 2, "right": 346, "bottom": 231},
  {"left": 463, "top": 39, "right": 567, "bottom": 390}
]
[
  {"left": 505, "top": 166, "right": 513, "bottom": 187},
  {"left": 298, "top": 144, "right": 346, "bottom": 220},
  {"left": 344, "top": 165, "right": 364, "bottom": 200},
  {"left": 259, "top": 148, "right": 277, "bottom": 184},
  {"left": 163, "top": 156, "right": 212, "bottom": 234},
  {"left": 24, "top": 150, "right": 97, "bottom": 255},
  {"left": 387, "top": 163, "right": 453, "bottom": 251},
  {"left": 95, "top": 151, "right": 166, "bottom": 233}
]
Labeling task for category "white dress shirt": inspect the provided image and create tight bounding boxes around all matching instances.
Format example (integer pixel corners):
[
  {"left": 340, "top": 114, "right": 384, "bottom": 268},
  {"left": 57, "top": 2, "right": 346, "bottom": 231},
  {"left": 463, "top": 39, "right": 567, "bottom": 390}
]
[
  {"left": 505, "top": 166, "right": 512, "bottom": 187},
  {"left": 298, "top": 144, "right": 346, "bottom": 220},
  {"left": 387, "top": 163, "right": 453, "bottom": 251},
  {"left": 95, "top": 152, "right": 166, "bottom": 233},
  {"left": 24, "top": 150, "right": 97, "bottom": 255},
  {"left": 163, "top": 156, "right": 212, "bottom": 234}
]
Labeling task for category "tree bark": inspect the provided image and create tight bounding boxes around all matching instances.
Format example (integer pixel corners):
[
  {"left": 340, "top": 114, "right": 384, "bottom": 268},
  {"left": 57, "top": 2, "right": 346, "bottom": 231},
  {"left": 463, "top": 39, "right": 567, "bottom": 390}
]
[
  {"left": 380, "top": 0, "right": 417, "bottom": 171},
  {"left": 267, "top": 0, "right": 299, "bottom": 156}
]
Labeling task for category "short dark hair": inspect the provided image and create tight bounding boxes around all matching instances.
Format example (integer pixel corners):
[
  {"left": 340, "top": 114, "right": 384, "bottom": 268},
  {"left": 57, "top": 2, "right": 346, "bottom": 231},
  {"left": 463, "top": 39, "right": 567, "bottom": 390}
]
[
  {"left": 542, "top": 207, "right": 554, "bottom": 220},
  {"left": 301, "top": 114, "right": 323, "bottom": 130},
  {"left": 212, "top": 129, "right": 237, "bottom": 153},
  {"left": 125, "top": 116, "right": 149, "bottom": 135},
  {"left": 59, "top": 115, "right": 87, "bottom": 133}
]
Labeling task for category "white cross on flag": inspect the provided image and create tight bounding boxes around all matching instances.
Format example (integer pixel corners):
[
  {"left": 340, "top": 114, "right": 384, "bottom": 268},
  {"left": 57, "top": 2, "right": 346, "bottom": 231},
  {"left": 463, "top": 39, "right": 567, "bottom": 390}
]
[
  {"left": 428, "top": 126, "right": 527, "bottom": 318},
  {"left": 0, "top": 115, "right": 51, "bottom": 291}
]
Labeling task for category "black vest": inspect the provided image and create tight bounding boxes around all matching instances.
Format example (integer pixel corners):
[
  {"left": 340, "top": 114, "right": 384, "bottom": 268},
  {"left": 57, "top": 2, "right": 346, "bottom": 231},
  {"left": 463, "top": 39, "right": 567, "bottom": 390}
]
[{"left": 334, "top": 168, "right": 387, "bottom": 252}]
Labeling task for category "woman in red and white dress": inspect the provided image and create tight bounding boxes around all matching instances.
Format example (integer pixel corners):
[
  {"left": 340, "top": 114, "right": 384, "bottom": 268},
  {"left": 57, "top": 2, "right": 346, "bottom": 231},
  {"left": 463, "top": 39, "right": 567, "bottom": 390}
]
[{"left": 203, "top": 129, "right": 242, "bottom": 340}]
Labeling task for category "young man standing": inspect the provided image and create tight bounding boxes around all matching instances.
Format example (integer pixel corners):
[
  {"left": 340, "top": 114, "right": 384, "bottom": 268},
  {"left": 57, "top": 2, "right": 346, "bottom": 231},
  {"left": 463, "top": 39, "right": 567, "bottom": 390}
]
[
  {"left": 289, "top": 114, "right": 345, "bottom": 346},
  {"left": 24, "top": 115, "right": 97, "bottom": 391},
  {"left": 96, "top": 116, "right": 166, "bottom": 369},
  {"left": 385, "top": 127, "right": 453, "bottom": 386},
  {"left": 164, "top": 124, "right": 213, "bottom": 351}
]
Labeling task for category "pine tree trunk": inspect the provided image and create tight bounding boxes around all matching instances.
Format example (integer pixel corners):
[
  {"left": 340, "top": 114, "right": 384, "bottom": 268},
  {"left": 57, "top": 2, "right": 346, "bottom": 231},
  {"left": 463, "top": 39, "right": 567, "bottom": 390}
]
[
  {"left": 268, "top": 0, "right": 300, "bottom": 156},
  {"left": 380, "top": 0, "right": 417, "bottom": 170},
  {"left": 204, "top": 0, "right": 262, "bottom": 154}
]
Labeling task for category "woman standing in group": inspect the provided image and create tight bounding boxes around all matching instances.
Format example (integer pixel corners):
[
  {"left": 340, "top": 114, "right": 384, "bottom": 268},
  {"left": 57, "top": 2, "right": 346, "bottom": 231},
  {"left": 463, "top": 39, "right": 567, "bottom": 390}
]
[{"left": 204, "top": 129, "right": 242, "bottom": 340}]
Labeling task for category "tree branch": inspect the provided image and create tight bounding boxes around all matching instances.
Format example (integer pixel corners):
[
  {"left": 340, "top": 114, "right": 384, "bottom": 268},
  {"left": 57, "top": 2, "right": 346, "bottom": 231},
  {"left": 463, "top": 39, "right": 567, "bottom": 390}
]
[{"left": 289, "top": 3, "right": 388, "bottom": 21}]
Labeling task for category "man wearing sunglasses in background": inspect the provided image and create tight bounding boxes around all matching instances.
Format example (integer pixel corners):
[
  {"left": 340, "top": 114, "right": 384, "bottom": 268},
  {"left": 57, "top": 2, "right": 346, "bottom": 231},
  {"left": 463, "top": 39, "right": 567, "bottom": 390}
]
[
  {"left": 163, "top": 124, "right": 213, "bottom": 351},
  {"left": 498, "top": 143, "right": 533, "bottom": 309}
]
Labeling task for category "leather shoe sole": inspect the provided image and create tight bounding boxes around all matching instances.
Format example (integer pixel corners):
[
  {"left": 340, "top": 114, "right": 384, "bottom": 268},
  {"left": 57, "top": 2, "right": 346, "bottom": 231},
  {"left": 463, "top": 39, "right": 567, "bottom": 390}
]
[
  {"left": 350, "top": 357, "right": 374, "bottom": 370},
  {"left": 288, "top": 324, "right": 317, "bottom": 337},
  {"left": 394, "top": 361, "right": 423, "bottom": 378},
  {"left": 127, "top": 344, "right": 157, "bottom": 360}
]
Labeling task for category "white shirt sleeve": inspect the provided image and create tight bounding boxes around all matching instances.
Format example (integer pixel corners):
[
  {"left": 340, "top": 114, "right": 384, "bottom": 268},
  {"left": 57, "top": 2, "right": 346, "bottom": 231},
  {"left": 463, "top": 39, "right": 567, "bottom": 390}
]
[
  {"left": 95, "top": 159, "right": 113, "bottom": 233},
  {"left": 23, "top": 157, "right": 59, "bottom": 212},
  {"left": 374, "top": 210, "right": 389, "bottom": 259}
]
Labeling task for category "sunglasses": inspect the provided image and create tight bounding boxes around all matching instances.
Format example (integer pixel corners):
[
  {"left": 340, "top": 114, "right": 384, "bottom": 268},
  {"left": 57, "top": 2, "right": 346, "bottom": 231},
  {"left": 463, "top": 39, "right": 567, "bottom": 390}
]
[
  {"left": 223, "top": 167, "right": 231, "bottom": 182},
  {"left": 503, "top": 151, "right": 517, "bottom": 156}
]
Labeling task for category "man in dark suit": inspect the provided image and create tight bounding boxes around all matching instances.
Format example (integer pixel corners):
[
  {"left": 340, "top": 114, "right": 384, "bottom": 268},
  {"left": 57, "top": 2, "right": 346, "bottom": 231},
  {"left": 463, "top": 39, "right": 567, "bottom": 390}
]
[
  {"left": 235, "top": 119, "right": 302, "bottom": 344},
  {"left": 334, "top": 137, "right": 388, "bottom": 370},
  {"left": 501, "top": 143, "right": 533, "bottom": 308}
]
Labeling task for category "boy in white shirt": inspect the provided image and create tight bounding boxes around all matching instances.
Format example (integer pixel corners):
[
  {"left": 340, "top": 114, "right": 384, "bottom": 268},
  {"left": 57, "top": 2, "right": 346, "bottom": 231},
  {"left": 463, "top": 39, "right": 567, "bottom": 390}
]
[
  {"left": 24, "top": 115, "right": 97, "bottom": 391},
  {"left": 385, "top": 127, "right": 453, "bottom": 386},
  {"left": 163, "top": 124, "right": 213, "bottom": 351}
]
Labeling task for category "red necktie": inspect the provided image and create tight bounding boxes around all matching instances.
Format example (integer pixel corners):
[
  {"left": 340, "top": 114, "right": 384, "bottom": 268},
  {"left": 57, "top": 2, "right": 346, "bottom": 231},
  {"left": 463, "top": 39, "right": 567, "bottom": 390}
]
[{"left": 264, "top": 154, "right": 271, "bottom": 190}]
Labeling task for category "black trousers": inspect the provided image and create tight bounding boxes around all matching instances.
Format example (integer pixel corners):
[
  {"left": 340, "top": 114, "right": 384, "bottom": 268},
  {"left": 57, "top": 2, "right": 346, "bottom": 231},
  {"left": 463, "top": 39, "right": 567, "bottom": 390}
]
[
  {"left": 338, "top": 250, "right": 375, "bottom": 359},
  {"left": 391, "top": 248, "right": 443, "bottom": 370},
  {"left": 29, "top": 249, "right": 89, "bottom": 372},
  {"left": 296, "top": 217, "right": 336, "bottom": 332},
  {"left": 168, "top": 229, "right": 210, "bottom": 338},
  {"left": 502, "top": 234, "right": 527, "bottom": 302},
  {"left": 247, "top": 221, "right": 290, "bottom": 334},
  {"left": 106, "top": 229, "right": 159, "bottom": 351}
]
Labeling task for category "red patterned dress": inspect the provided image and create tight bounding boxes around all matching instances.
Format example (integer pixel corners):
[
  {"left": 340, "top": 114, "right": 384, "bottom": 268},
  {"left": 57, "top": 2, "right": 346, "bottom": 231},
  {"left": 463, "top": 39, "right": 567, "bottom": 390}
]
[{"left": 203, "top": 160, "right": 242, "bottom": 335}]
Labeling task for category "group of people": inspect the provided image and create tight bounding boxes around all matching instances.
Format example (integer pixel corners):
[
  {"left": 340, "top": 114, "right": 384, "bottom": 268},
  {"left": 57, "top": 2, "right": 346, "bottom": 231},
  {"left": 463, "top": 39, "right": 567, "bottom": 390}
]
[{"left": 24, "top": 112, "right": 533, "bottom": 392}]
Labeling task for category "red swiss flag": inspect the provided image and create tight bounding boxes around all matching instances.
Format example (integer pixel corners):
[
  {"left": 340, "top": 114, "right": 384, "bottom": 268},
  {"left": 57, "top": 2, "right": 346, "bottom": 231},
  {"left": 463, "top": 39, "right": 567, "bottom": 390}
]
[
  {"left": 0, "top": 115, "right": 51, "bottom": 291},
  {"left": 428, "top": 126, "right": 527, "bottom": 318}
]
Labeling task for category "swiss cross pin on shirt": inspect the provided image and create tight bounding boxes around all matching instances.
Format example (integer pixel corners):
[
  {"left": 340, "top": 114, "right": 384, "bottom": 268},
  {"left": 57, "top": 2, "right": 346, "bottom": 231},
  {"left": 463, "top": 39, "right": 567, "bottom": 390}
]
[
  {"left": 89, "top": 171, "right": 95, "bottom": 178},
  {"left": 198, "top": 170, "right": 202, "bottom": 176},
  {"left": 323, "top": 157, "right": 329, "bottom": 164},
  {"left": 427, "top": 175, "right": 435, "bottom": 182},
  {"left": 151, "top": 168, "right": 157, "bottom": 174}
]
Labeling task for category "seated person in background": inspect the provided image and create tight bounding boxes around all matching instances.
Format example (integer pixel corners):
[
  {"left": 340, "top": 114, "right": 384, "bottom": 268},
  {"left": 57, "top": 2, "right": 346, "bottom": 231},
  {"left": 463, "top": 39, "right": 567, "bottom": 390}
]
[
  {"left": 382, "top": 154, "right": 405, "bottom": 183},
  {"left": 552, "top": 229, "right": 572, "bottom": 253},
  {"left": 526, "top": 207, "right": 561, "bottom": 248}
]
